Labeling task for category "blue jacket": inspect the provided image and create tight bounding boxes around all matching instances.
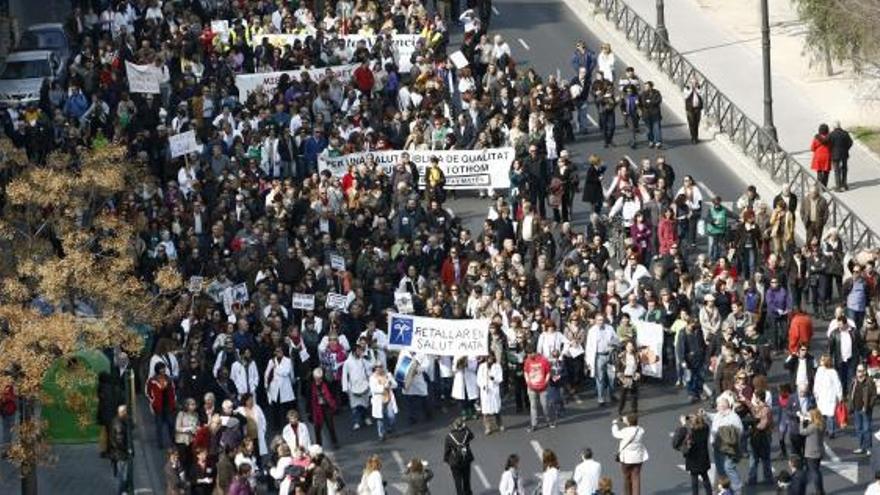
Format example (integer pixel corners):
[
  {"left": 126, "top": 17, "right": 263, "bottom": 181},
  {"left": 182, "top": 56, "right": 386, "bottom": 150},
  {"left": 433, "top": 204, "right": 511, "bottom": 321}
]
[
  {"left": 302, "top": 136, "right": 328, "bottom": 164},
  {"left": 570, "top": 49, "right": 596, "bottom": 77},
  {"left": 64, "top": 92, "right": 89, "bottom": 120}
]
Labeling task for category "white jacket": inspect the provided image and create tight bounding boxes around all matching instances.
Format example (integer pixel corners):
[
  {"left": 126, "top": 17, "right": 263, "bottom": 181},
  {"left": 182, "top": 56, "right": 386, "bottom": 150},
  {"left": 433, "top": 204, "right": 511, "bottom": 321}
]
[
  {"left": 477, "top": 362, "right": 503, "bottom": 415},
  {"left": 814, "top": 366, "right": 842, "bottom": 417},
  {"left": 369, "top": 372, "right": 398, "bottom": 419},
  {"left": 230, "top": 360, "right": 259, "bottom": 398},
  {"left": 611, "top": 424, "right": 649, "bottom": 464},
  {"left": 265, "top": 356, "right": 296, "bottom": 404},
  {"left": 451, "top": 357, "right": 479, "bottom": 401},
  {"left": 281, "top": 421, "right": 312, "bottom": 453}
]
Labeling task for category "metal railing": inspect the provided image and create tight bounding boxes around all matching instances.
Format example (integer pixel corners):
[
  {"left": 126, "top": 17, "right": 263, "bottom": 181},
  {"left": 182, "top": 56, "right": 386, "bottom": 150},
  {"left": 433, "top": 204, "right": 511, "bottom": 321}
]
[{"left": 590, "top": 0, "right": 880, "bottom": 252}]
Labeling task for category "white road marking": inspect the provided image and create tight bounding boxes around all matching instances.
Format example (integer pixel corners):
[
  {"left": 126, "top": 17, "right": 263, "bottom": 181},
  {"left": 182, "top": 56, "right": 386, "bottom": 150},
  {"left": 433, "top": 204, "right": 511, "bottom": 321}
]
[
  {"left": 530, "top": 439, "right": 544, "bottom": 460},
  {"left": 492, "top": 6, "right": 500, "bottom": 15},
  {"left": 518, "top": 38, "right": 531, "bottom": 50},
  {"left": 390, "top": 482, "right": 408, "bottom": 494},
  {"left": 474, "top": 464, "right": 492, "bottom": 489},
  {"left": 392, "top": 449, "right": 407, "bottom": 471},
  {"left": 697, "top": 181, "right": 718, "bottom": 200},
  {"left": 134, "top": 490, "right": 153, "bottom": 495},
  {"left": 587, "top": 113, "right": 598, "bottom": 127},
  {"left": 823, "top": 442, "right": 841, "bottom": 463}
]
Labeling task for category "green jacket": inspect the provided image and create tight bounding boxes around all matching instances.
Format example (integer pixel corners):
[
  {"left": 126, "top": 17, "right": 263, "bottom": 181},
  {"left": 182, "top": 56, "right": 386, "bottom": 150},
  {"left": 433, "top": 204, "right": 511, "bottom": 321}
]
[{"left": 706, "top": 206, "right": 728, "bottom": 236}]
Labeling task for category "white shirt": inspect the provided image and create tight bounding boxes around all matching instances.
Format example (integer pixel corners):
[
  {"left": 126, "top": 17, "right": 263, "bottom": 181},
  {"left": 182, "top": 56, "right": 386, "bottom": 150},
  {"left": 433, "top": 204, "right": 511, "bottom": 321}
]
[
  {"left": 498, "top": 468, "right": 524, "bottom": 495},
  {"left": 865, "top": 481, "right": 880, "bottom": 495},
  {"left": 573, "top": 459, "right": 602, "bottom": 495},
  {"left": 281, "top": 422, "right": 312, "bottom": 453},
  {"left": 540, "top": 467, "right": 560, "bottom": 495}
]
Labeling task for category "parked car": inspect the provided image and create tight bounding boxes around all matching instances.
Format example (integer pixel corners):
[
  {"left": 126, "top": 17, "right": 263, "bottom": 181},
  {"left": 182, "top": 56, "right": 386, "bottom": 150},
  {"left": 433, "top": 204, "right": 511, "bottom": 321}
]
[
  {"left": 0, "top": 50, "right": 64, "bottom": 104},
  {"left": 17, "top": 23, "right": 71, "bottom": 64}
]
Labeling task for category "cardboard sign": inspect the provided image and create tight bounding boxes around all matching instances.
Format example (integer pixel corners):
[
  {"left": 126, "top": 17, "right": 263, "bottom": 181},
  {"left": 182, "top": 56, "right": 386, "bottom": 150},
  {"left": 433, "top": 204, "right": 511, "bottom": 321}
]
[
  {"left": 221, "top": 283, "right": 249, "bottom": 315},
  {"left": 394, "top": 291, "right": 414, "bottom": 314},
  {"left": 325, "top": 292, "right": 348, "bottom": 311},
  {"left": 168, "top": 130, "right": 200, "bottom": 158},
  {"left": 450, "top": 50, "right": 469, "bottom": 69},
  {"left": 329, "top": 253, "right": 346, "bottom": 271},
  {"left": 125, "top": 61, "right": 161, "bottom": 94},
  {"left": 291, "top": 293, "right": 315, "bottom": 311}
]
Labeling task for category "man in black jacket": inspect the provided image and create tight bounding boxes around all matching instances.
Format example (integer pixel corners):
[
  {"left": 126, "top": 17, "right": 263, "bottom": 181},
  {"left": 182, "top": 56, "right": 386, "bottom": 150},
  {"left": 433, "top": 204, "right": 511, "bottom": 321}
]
[
  {"left": 638, "top": 81, "right": 663, "bottom": 148},
  {"left": 829, "top": 121, "right": 854, "bottom": 191},
  {"left": 524, "top": 145, "right": 548, "bottom": 218},
  {"left": 683, "top": 79, "right": 704, "bottom": 143},
  {"left": 108, "top": 405, "right": 132, "bottom": 495}
]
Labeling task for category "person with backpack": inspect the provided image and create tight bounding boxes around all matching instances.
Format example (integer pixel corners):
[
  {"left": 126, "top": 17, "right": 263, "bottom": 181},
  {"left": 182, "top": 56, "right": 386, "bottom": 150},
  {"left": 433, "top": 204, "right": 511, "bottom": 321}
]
[
  {"left": 673, "top": 411, "right": 712, "bottom": 495},
  {"left": 443, "top": 418, "right": 475, "bottom": 495},
  {"left": 709, "top": 396, "right": 743, "bottom": 494}
]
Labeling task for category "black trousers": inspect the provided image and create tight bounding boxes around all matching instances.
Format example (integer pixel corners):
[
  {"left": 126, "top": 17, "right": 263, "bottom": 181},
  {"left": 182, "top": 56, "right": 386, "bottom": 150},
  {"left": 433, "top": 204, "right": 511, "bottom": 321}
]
[
  {"left": 686, "top": 110, "right": 702, "bottom": 142},
  {"left": 833, "top": 158, "right": 848, "bottom": 188},
  {"left": 618, "top": 385, "right": 638, "bottom": 415},
  {"left": 690, "top": 471, "right": 712, "bottom": 495},
  {"left": 451, "top": 465, "right": 473, "bottom": 495}
]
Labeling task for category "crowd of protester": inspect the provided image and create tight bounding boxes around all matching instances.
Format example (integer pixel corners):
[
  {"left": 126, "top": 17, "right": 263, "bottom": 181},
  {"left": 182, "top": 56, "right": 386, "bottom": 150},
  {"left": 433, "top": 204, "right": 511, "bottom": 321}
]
[{"left": 1, "top": 0, "right": 879, "bottom": 494}]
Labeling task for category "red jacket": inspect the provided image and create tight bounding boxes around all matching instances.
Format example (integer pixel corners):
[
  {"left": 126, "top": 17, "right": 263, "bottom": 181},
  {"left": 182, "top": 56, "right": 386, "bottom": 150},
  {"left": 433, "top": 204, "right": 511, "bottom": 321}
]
[
  {"left": 523, "top": 355, "right": 551, "bottom": 392},
  {"left": 788, "top": 312, "right": 813, "bottom": 354},
  {"left": 657, "top": 218, "right": 678, "bottom": 255},
  {"left": 440, "top": 256, "right": 467, "bottom": 287},
  {"left": 353, "top": 65, "right": 375, "bottom": 94},
  {"left": 309, "top": 380, "right": 337, "bottom": 425},
  {"left": 811, "top": 135, "right": 831, "bottom": 172},
  {"left": 146, "top": 375, "right": 176, "bottom": 415}
]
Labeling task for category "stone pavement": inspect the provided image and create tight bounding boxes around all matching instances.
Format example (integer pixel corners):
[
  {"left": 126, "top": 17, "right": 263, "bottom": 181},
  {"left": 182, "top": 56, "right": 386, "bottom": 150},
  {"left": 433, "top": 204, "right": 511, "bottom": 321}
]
[{"left": 621, "top": 0, "right": 880, "bottom": 236}]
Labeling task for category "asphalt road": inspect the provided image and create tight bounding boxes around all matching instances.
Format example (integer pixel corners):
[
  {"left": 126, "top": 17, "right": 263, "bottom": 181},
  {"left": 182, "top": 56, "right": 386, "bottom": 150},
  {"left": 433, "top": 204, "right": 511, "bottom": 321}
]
[{"left": 329, "top": 0, "right": 874, "bottom": 494}]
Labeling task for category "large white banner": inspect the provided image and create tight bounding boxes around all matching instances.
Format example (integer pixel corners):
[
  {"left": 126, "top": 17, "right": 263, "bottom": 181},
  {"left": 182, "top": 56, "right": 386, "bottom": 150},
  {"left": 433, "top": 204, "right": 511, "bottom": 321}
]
[
  {"left": 387, "top": 314, "right": 489, "bottom": 356},
  {"left": 634, "top": 321, "right": 663, "bottom": 379},
  {"left": 252, "top": 33, "right": 420, "bottom": 72},
  {"left": 234, "top": 65, "right": 355, "bottom": 98},
  {"left": 168, "top": 130, "right": 200, "bottom": 158},
  {"left": 319, "top": 148, "right": 514, "bottom": 190},
  {"left": 125, "top": 61, "right": 161, "bottom": 94}
]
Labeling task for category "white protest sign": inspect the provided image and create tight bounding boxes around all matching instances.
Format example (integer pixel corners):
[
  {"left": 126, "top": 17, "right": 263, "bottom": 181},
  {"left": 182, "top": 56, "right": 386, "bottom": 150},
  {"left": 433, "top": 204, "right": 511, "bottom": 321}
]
[
  {"left": 211, "top": 20, "right": 230, "bottom": 42},
  {"left": 205, "top": 279, "right": 230, "bottom": 303},
  {"left": 125, "top": 61, "right": 161, "bottom": 94},
  {"left": 450, "top": 50, "right": 469, "bottom": 69},
  {"left": 221, "top": 283, "right": 249, "bottom": 315},
  {"left": 634, "top": 320, "right": 664, "bottom": 378},
  {"left": 319, "top": 148, "right": 514, "bottom": 190},
  {"left": 252, "top": 33, "right": 420, "bottom": 73},
  {"left": 329, "top": 253, "right": 346, "bottom": 271},
  {"left": 187, "top": 276, "right": 204, "bottom": 293},
  {"left": 291, "top": 293, "right": 315, "bottom": 311},
  {"left": 234, "top": 65, "right": 356, "bottom": 98},
  {"left": 326, "top": 292, "right": 348, "bottom": 311},
  {"left": 387, "top": 314, "right": 489, "bottom": 356},
  {"left": 394, "top": 291, "right": 414, "bottom": 314},
  {"left": 168, "top": 130, "right": 200, "bottom": 159}
]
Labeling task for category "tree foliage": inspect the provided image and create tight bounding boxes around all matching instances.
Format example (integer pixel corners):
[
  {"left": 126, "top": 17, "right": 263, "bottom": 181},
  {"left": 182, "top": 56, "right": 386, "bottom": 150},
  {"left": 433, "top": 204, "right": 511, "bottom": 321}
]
[
  {"left": 792, "top": 0, "right": 880, "bottom": 75},
  {"left": 0, "top": 140, "right": 182, "bottom": 474}
]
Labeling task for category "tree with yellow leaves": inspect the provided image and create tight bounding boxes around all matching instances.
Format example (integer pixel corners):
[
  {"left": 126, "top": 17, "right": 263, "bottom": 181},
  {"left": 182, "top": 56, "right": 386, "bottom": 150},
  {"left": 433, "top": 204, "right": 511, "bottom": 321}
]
[{"left": 0, "top": 139, "right": 183, "bottom": 494}]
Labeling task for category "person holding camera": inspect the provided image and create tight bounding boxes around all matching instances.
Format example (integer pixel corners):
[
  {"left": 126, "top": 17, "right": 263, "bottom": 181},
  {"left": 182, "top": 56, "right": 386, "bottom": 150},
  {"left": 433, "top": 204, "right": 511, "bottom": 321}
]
[
  {"left": 798, "top": 408, "right": 826, "bottom": 494},
  {"left": 612, "top": 414, "right": 648, "bottom": 495},
  {"left": 402, "top": 457, "right": 433, "bottom": 495},
  {"left": 673, "top": 412, "right": 712, "bottom": 495}
]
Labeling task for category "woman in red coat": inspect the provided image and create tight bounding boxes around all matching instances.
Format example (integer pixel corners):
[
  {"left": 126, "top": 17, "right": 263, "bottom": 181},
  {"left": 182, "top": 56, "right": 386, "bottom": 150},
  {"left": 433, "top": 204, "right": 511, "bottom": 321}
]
[
  {"left": 657, "top": 207, "right": 678, "bottom": 256},
  {"left": 810, "top": 123, "right": 832, "bottom": 187},
  {"left": 309, "top": 368, "right": 339, "bottom": 448}
]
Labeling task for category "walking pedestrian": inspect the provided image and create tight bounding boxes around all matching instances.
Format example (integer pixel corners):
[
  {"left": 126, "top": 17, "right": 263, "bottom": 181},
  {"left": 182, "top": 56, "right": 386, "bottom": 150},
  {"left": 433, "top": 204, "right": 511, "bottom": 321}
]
[
  {"left": 828, "top": 121, "right": 853, "bottom": 191},
  {"left": 638, "top": 81, "right": 663, "bottom": 149},
  {"left": 683, "top": 79, "right": 703, "bottom": 144},
  {"left": 108, "top": 405, "right": 132, "bottom": 495},
  {"left": 851, "top": 364, "right": 877, "bottom": 455},
  {"left": 309, "top": 368, "right": 339, "bottom": 448},
  {"left": 746, "top": 393, "right": 774, "bottom": 486},
  {"left": 810, "top": 124, "right": 832, "bottom": 187},
  {"left": 612, "top": 414, "right": 648, "bottom": 495},
  {"left": 586, "top": 314, "right": 620, "bottom": 407},
  {"left": 477, "top": 354, "right": 504, "bottom": 434},
  {"left": 444, "top": 418, "right": 475, "bottom": 495},
  {"left": 369, "top": 362, "right": 398, "bottom": 442},
  {"left": 673, "top": 412, "right": 712, "bottom": 495},
  {"left": 798, "top": 408, "right": 826, "bottom": 494},
  {"left": 616, "top": 340, "right": 641, "bottom": 415},
  {"left": 709, "top": 397, "right": 744, "bottom": 493},
  {"left": 146, "top": 362, "right": 176, "bottom": 449}
]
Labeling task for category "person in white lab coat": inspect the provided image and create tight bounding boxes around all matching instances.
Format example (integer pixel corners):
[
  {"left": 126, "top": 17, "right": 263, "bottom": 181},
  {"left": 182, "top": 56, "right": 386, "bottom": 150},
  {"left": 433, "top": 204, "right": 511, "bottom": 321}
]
[
  {"left": 572, "top": 447, "right": 602, "bottom": 495},
  {"left": 229, "top": 349, "right": 259, "bottom": 402},
  {"left": 264, "top": 346, "right": 296, "bottom": 431},
  {"left": 281, "top": 409, "right": 312, "bottom": 454},
  {"left": 357, "top": 454, "right": 385, "bottom": 495},
  {"left": 341, "top": 343, "right": 373, "bottom": 430},
  {"left": 498, "top": 454, "right": 525, "bottom": 495},
  {"left": 477, "top": 354, "right": 504, "bottom": 434},
  {"left": 451, "top": 356, "right": 479, "bottom": 420},
  {"left": 400, "top": 352, "right": 433, "bottom": 424},
  {"left": 234, "top": 393, "right": 268, "bottom": 457},
  {"left": 369, "top": 362, "right": 398, "bottom": 441}
]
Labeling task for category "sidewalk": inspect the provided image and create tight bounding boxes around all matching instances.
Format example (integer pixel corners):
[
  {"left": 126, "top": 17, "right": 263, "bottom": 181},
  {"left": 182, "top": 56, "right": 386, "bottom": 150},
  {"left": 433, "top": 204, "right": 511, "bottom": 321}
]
[{"left": 622, "top": 0, "right": 880, "bottom": 236}]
